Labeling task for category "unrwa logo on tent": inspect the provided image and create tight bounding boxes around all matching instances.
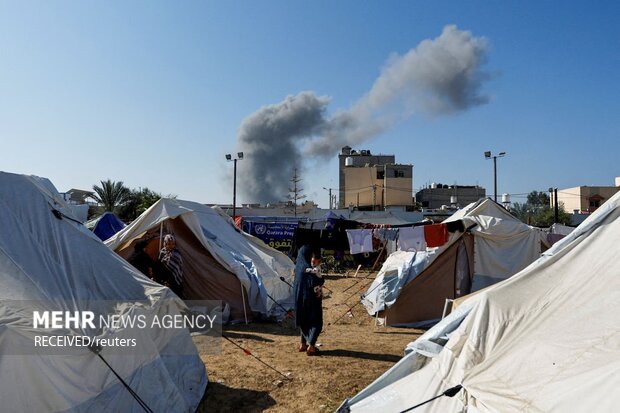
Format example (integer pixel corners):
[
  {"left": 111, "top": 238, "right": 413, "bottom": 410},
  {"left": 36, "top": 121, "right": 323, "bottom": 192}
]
[{"left": 255, "top": 224, "right": 267, "bottom": 235}]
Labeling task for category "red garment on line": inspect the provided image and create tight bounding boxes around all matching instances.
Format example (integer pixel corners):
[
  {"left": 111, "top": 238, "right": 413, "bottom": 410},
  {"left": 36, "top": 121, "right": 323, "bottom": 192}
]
[{"left": 424, "top": 224, "right": 449, "bottom": 247}]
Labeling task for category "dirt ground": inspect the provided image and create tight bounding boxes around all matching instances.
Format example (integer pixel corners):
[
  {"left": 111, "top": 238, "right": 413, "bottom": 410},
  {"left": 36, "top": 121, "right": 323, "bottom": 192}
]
[{"left": 194, "top": 272, "right": 423, "bottom": 412}]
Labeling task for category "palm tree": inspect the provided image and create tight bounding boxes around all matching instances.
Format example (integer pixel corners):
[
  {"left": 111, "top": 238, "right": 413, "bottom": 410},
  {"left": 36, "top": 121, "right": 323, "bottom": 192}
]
[
  {"left": 118, "top": 187, "right": 164, "bottom": 221},
  {"left": 92, "top": 179, "right": 130, "bottom": 213}
]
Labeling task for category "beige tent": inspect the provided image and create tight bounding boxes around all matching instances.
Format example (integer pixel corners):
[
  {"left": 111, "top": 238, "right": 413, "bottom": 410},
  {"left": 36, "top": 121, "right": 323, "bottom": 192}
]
[
  {"left": 106, "top": 199, "right": 295, "bottom": 322},
  {"left": 341, "top": 190, "right": 620, "bottom": 412},
  {"left": 363, "top": 199, "right": 548, "bottom": 326}
]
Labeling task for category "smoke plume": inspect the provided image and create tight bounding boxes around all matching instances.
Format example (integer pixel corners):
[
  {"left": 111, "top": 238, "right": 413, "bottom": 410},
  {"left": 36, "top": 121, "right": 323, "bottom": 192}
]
[{"left": 238, "top": 25, "right": 491, "bottom": 203}]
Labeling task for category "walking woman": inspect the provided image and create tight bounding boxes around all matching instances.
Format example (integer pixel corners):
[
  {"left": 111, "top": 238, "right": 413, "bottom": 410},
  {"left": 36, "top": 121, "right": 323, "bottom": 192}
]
[{"left": 293, "top": 245, "right": 324, "bottom": 356}]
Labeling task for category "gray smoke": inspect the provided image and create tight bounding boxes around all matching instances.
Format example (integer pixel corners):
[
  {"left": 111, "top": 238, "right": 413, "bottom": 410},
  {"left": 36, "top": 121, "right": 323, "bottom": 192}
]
[
  {"left": 238, "top": 25, "right": 491, "bottom": 203},
  {"left": 237, "top": 92, "right": 330, "bottom": 203}
]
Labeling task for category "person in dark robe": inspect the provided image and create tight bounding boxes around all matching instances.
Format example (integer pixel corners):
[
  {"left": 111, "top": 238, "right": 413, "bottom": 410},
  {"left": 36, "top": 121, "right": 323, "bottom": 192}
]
[
  {"left": 128, "top": 240, "right": 156, "bottom": 279},
  {"left": 294, "top": 245, "right": 324, "bottom": 356}
]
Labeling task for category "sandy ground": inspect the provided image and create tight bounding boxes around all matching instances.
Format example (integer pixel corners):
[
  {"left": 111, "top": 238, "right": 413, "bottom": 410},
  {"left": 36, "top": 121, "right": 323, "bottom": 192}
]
[{"left": 194, "top": 272, "right": 423, "bottom": 412}]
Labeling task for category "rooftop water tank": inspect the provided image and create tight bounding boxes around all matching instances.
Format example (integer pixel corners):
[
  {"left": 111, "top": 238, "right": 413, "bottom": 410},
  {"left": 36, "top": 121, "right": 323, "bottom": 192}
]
[
  {"left": 502, "top": 193, "right": 511, "bottom": 203},
  {"left": 450, "top": 196, "right": 458, "bottom": 204}
]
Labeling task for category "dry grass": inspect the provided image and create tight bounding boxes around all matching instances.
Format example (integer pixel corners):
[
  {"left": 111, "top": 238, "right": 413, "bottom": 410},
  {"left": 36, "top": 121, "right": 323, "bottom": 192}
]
[{"left": 194, "top": 273, "right": 422, "bottom": 412}]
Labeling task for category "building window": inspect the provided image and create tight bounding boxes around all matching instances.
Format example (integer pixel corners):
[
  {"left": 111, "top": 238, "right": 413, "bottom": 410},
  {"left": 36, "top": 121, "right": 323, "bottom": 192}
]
[
  {"left": 588, "top": 195, "right": 603, "bottom": 210},
  {"left": 377, "top": 171, "right": 385, "bottom": 179},
  {"left": 393, "top": 170, "right": 405, "bottom": 178}
]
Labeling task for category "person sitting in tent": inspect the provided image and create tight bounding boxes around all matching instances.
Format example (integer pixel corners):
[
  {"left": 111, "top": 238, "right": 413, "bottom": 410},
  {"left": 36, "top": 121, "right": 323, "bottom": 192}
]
[
  {"left": 128, "top": 239, "right": 156, "bottom": 279},
  {"left": 159, "top": 234, "right": 184, "bottom": 298},
  {"left": 294, "top": 245, "right": 324, "bottom": 356}
]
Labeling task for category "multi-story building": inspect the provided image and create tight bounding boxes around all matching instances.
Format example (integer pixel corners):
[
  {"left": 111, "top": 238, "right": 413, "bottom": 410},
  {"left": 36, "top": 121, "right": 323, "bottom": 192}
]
[
  {"left": 555, "top": 180, "right": 620, "bottom": 213},
  {"left": 416, "top": 184, "right": 486, "bottom": 209},
  {"left": 338, "top": 146, "right": 413, "bottom": 210}
]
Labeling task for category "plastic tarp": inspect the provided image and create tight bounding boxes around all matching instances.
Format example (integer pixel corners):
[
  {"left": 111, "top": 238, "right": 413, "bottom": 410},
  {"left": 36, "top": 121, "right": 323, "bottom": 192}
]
[
  {"left": 0, "top": 172, "right": 207, "bottom": 412},
  {"left": 106, "top": 199, "right": 295, "bottom": 319},
  {"left": 340, "top": 190, "right": 620, "bottom": 413},
  {"left": 361, "top": 199, "right": 547, "bottom": 319},
  {"left": 86, "top": 212, "right": 126, "bottom": 241}
]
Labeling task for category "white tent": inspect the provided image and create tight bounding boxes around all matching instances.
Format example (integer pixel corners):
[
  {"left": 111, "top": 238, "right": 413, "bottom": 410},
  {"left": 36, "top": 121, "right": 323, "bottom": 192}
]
[
  {"left": 0, "top": 172, "right": 206, "bottom": 412},
  {"left": 106, "top": 198, "right": 295, "bottom": 320},
  {"left": 362, "top": 198, "right": 548, "bottom": 326},
  {"left": 340, "top": 190, "right": 620, "bottom": 412}
]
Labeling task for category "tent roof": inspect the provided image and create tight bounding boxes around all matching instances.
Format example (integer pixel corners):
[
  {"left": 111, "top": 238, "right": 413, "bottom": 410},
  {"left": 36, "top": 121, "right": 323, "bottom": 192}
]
[
  {"left": 343, "top": 190, "right": 620, "bottom": 413},
  {"left": 0, "top": 172, "right": 206, "bottom": 412},
  {"left": 85, "top": 211, "right": 126, "bottom": 240},
  {"left": 106, "top": 198, "right": 295, "bottom": 318},
  {"left": 362, "top": 197, "right": 547, "bottom": 320},
  {"left": 349, "top": 211, "right": 419, "bottom": 226}
]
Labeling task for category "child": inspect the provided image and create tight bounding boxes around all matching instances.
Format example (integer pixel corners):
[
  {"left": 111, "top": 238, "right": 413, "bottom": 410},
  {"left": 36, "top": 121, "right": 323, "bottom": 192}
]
[{"left": 306, "top": 252, "right": 323, "bottom": 298}]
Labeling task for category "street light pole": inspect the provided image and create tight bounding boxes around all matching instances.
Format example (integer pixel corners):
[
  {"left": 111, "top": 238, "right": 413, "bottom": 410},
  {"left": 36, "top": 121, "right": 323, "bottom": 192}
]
[
  {"left": 233, "top": 158, "right": 237, "bottom": 219},
  {"left": 226, "top": 152, "right": 244, "bottom": 220},
  {"left": 493, "top": 156, "right": 497, "bottom": 203},
  {"left": 485, "top": 151, "right": 506, "bottom": 202}
]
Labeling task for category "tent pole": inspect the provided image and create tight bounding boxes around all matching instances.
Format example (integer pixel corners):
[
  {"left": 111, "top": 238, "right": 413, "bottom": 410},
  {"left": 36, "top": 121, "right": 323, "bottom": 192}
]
[
  {"left": 241, "top": 283, "right": 249, "bottom": 324},
  {"left": 353, "top": 264, "right": 362, "bottom": 278},
  {"left": 158, "top": 222, "right": 163, "bottom": 251},
  {"left": 442, "top": 299, "right": 454, "bottom": 319}
]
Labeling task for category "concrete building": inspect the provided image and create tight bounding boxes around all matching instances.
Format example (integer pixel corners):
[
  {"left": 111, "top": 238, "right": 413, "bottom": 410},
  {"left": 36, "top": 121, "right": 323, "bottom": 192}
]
[
  {"left": 555, "top": 179, "right": 620, "bottom": 214},
  {"left": 416, "top": 184, "right": 486, "bottom": 209},
  {"left": 338, "top": 146, "right": 413, "bottom": 210}
]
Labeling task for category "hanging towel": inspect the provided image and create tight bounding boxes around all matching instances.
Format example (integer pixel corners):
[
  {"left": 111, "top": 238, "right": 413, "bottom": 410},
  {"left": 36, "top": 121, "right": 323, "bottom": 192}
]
[
  {"left": 397, "top": 226, "right": 426, "bottom": 252},
  {"left": 373, "top": 228, "right": 398, "bottom": 241},
  {"left": 346, "top": 229, "right": 374, "bottom": 254},
  {"left": 424, "top": 224, "right": 449, "bottom": 247},
  {"left": 384, "top": 228, "right": 399, "bottom": 241}
]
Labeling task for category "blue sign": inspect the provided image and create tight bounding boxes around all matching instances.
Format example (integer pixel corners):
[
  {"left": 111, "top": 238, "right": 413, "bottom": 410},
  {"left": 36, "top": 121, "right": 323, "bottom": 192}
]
[{"left": 244, "top": 221, "right": 298, "bottom": 252}]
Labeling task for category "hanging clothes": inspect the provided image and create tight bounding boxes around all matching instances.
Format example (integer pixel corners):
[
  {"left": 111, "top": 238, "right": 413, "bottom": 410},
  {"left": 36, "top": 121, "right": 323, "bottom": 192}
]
[
  {"left": 397, "top": 226, "right": 427, "bottom": 252},
  {"left": 374, "top": 228, "right": 399, "bottom": 241},
  {"left": 346, "top": 229, "right": 374, "bottom": 254},
  {"left": 424, "top": 223, "right": 449, "bottom": 247}
]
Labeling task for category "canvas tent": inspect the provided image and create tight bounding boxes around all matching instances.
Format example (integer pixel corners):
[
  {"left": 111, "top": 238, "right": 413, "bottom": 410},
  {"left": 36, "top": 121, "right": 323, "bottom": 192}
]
[
  {"left": 106, "top": 198, "right": 296, "bottom": 321},
  {"left": 86, "top": 211, "right": 126, "bottom": 241},
  {"left": 340, "top": 190, "right": 620, "bottom": 413},
  {"left": 362, "top": 198, "right": 548, "bottom": 326},
  {"left": 0, "top": 172, "right": 206, "bottom": 412}
]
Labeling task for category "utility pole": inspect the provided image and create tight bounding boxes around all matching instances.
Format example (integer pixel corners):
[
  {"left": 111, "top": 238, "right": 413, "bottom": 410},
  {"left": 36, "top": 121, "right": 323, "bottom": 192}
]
[
  {"left": 549, "top": 187, "right": 559, "bottom": 223},
  {"left": 323, "top": 187, "right": 334, "bottom": 210},
  {"left": 554, "top": 188, "right": 559, "bottom": 223}
]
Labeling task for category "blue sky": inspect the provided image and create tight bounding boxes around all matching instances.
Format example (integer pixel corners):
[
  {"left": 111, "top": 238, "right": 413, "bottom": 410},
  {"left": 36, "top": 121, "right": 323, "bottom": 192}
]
[{"left": 1, "top": 1, "right": 618, "bottom": 207}]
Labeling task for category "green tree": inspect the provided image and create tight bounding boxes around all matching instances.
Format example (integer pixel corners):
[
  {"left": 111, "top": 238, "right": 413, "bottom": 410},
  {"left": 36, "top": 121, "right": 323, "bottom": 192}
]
[
  {"left": 527, "top": 191, "right": 550, "bottom": 207},
  {"left": 118, "top": 187, "right": 165, "bottom": 221},
  {"left": 511, "top": 191, "right": 571, "bottom": 226},
  {"left": 535, "top": 205, "right": 572, "bottom": 227},
  {"left": 510, "top": 202, "right": 533, "bottom": 224},
  {"left": 92, "top": 180, "right": 130, "bottom": 213}
]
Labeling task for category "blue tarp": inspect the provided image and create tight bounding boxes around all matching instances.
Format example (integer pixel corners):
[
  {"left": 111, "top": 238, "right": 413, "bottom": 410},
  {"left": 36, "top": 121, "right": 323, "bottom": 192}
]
[{"left": 89, "top": 212, "right": 126, "bottom": 241}]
